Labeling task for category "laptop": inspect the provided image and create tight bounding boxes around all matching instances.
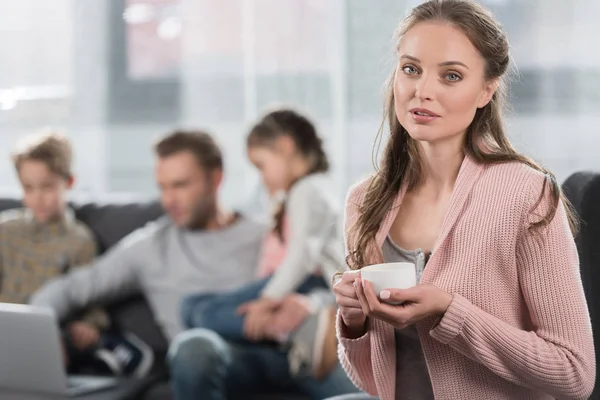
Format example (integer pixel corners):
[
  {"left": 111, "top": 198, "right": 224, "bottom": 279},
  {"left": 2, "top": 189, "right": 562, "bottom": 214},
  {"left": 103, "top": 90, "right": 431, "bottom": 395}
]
[{"left": 0, "top": 302, "right": 118, "bottom": 397}]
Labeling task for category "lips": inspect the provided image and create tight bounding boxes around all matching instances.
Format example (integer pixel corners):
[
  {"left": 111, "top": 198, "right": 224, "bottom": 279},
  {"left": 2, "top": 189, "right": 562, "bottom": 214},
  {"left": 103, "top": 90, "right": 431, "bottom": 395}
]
[
  {"left": 409, "top": 108, "right": 439, "bottom": 124},
  {"left": 409, "top": 108, "right": 439, "bottom": 117}
]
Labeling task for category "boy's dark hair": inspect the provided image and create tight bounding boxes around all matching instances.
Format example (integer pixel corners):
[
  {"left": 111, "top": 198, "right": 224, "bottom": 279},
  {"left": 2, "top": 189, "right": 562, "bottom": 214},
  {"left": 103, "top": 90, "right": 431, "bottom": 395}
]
[
  {"left": 154, "top": 130, "right": 223, "bottom": 172},
  {"left": 12, "top": 130, "right": 73, "bottom": 179}
]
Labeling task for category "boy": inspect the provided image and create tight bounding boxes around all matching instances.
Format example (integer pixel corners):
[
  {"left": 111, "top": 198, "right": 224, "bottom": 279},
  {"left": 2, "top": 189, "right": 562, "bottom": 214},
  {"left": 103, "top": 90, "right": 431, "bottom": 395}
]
[{"left": 0, "top": 130, "right": 152, "bottom": 377}]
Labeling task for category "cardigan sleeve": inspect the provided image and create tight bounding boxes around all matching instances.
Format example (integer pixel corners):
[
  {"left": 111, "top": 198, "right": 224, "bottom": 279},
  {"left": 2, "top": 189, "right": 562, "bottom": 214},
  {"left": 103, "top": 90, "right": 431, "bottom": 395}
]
[
  {"left": 430, "top": 173, "right": 595, "bottom": 400},
  {"left": 336, "top": 179, "right": 379, "bottom": 395},
  {"left": 337, "top": 312, "right": 378, "bottom": 395}
]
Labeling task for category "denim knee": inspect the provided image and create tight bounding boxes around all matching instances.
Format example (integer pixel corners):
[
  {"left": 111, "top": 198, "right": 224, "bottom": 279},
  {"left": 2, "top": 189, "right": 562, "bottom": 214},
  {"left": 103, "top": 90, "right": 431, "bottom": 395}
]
[{"left": 167, "top": 328, "right": 230, "bottom": 379}]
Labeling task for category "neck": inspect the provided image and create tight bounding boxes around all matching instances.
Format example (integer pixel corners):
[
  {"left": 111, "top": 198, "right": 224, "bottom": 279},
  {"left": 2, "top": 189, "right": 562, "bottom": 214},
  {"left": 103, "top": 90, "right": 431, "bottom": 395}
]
[
  {"left": 288, "top": 156, "right": 313, "bottom": 187},
  {"left": 31, "top": 208, "right": 67, "bottom": 226},
  {"left": 418, "top": 136, "right": 465, "bottom": 195},
  {"left": 204, "top": 205, "right": 236, "bottom": 230}
]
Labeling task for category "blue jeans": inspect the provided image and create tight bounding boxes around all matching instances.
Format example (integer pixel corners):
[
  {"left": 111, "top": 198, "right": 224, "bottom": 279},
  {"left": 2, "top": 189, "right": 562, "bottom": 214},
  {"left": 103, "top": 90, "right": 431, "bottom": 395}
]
[
  {"left": 168, "top": 328, "right": 359, "bottom": 400},
  {"left": 181, "top": 275, "right": 327, "bottom": 342}
]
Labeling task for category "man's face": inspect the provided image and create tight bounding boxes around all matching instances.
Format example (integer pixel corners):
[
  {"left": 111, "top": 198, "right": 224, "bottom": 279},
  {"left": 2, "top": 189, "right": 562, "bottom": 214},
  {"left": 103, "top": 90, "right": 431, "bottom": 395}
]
[{"left": 155, "top": 151, "right": 221, "bottom": 229}]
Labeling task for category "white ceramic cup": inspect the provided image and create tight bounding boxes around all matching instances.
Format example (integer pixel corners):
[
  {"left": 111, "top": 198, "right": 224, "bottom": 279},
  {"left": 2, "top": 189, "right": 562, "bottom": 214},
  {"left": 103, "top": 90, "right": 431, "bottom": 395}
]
[{"left": 360, "top": 262, "right": 417, "bottom": 295}]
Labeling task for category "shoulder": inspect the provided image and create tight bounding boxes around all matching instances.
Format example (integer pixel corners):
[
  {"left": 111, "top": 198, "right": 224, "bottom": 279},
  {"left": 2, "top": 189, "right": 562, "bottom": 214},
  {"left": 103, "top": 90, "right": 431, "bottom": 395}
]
[
  {"left": 115, "top": 216, "right": 172, "bottom": 250},
  {"left": 481, "top": 161, "right": 549, "bottom": 201},
  {"left": 70, "top": 219, "right": 96, "bottom": 243},
  {"left": 0, "top": 208, "right": 28, "bottom": 230},
  {"left": 238, "top": 212, "right": 267, "bottom": 229},
  {"left": 479, "top": 161, "right": 555, "bottom": 224},
  {"left": 341, "top": 175, "right": 376, "bottom": 232},
  {"left": 234, "top": 212, "right": 268, "bottom": 238},
  {"left": 345, "top": 175, "right": 374, "bottom": 211},
  {"left": 482, "top": 160, "right": 545, "bottom": 183},
  {"left": 287, "top": 173, "right": 339, "bottom": 211},
  {"left": 289, "top": 173, "right": 328, "bottom": 200}
]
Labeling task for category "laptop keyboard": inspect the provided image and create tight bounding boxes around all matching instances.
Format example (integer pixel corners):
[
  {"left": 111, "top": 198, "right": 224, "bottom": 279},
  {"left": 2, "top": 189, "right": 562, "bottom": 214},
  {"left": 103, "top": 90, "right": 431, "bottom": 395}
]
[
  {"left": 66, "top": 376, "right": 118, "bottom": 396},
  {"left": 66, "top": 378, "right": 84, "bottom": 389}
]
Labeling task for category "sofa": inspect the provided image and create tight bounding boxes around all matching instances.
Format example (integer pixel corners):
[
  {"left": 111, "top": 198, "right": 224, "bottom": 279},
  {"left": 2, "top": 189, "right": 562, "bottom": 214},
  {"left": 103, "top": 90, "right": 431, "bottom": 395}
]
[
  {"left": 562, "top": 172, "right": 600, "bottom": 399},
  {"left": 0, "top": 197, "right": 308, "bottom": 400}
]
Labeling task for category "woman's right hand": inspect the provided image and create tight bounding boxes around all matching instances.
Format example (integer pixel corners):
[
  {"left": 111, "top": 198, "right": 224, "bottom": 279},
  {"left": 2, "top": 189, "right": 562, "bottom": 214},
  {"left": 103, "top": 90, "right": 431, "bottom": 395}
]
[{"left": 333, "top": 270, "right": 367, "bottom": 338}]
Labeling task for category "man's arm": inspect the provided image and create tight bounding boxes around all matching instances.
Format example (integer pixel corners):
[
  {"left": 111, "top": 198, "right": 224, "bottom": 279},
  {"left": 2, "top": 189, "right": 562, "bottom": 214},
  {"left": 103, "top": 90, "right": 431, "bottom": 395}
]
[
  {"left": 71, "top": 229, "right": 110, "bottom": 329},
  {"left": 30, "top": 229, "right": 149, "bottom": 320}
]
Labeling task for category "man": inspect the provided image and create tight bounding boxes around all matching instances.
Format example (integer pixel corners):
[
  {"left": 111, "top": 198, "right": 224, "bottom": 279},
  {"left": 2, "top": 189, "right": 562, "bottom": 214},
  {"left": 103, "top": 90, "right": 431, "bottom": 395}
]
[{"left": 31, "top": 130, "right": 357, "bottom": 399}]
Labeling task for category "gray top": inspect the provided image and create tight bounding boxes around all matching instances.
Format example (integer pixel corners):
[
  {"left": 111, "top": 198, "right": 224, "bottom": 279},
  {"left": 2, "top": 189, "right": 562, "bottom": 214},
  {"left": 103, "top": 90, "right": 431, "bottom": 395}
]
[
  {"left": 30, "top": 214, "right": 335, "bottom": 341},
  {"left": 382, "top": 236, "right": 434, "bottom": 400}
]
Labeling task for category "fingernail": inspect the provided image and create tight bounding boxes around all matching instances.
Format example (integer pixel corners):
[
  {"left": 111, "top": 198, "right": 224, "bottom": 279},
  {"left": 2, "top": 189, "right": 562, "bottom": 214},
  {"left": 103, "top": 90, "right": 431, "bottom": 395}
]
[
  {"left": 380, "top": 290, "right": 390, "bottom": 300},
  {"left": 361, "top": 279, "right": 366, "bottom": 288}
]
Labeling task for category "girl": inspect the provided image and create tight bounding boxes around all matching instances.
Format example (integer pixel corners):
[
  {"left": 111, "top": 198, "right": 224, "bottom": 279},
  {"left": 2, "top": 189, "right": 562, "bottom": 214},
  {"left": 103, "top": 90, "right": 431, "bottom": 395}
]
[
  {"left": 182, "top": 108, "right": 343, "bottom": 380},
  {"left": 333, "top": 1, "right": 595, "bottom": 399}
]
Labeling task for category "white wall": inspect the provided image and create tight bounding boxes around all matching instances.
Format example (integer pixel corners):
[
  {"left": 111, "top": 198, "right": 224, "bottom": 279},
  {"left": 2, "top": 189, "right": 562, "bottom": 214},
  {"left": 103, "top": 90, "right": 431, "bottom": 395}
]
[{"left": 0, "top": 0, "right": 598, "bottom": 208}]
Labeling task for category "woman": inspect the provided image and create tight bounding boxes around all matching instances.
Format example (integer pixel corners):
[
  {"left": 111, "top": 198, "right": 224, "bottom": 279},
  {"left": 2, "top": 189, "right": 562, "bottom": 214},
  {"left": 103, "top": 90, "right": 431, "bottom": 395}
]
[{"left": 333, "top": 1, "right": 595, "bottom": 399}]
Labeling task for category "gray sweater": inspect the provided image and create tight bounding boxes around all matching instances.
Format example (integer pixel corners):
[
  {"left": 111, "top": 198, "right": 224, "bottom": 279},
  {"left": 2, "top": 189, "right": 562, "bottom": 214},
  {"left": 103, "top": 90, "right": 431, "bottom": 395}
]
[{"left": 30, "top": 214, "right": 287, "bottom": 340}]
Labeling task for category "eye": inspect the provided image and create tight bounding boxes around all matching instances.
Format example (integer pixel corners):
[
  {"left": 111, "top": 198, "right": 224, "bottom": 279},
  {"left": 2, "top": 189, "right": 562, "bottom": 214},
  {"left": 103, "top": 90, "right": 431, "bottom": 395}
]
[
  {"left": 445, "top": 72, "right": 462, "bottom": 82},
  {"left": 402, "top": 65, "right": 419, "bottom": 75}
]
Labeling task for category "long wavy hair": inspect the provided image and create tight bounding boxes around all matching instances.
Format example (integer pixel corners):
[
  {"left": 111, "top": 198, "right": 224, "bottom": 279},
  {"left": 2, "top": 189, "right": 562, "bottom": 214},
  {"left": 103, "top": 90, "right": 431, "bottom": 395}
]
[{"left": 347, "top": 0, "right": 578, "bottom": 269}]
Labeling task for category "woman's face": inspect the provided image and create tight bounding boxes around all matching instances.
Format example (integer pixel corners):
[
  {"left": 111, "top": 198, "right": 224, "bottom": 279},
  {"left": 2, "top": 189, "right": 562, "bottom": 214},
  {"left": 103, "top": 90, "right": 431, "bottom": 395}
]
[{"left": 394, "top": 21, "right": 496, "bottom": 146}]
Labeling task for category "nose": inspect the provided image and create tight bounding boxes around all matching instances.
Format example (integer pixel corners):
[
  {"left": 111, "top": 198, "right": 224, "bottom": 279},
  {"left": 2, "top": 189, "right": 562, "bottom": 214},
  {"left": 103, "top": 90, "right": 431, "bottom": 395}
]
[
  {"left": 161, "top": 188, "right": 175, "bottom": 210},
  {"left": 30, "top": 190, "right": 43, "bottom": 206},
  {"left": 414, "top": 72, "right": 436, "bottom": 101}
]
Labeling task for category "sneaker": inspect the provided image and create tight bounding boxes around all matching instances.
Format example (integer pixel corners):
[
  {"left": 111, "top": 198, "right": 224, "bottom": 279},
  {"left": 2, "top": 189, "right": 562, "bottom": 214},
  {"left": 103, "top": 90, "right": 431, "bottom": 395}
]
[
  {"left": 93, "top": 332, "right": 154, "bottom": 378},
  {"left": 288, "top": 305, "right": 338, "bottom": 380}
]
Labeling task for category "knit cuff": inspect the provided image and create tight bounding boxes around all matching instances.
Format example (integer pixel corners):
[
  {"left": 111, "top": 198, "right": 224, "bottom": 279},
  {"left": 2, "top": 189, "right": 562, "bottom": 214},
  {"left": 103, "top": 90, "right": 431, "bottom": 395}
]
[
  {"left": 430, "top": 293, "right": 471, "bottom": 344},
  {"left": 336, "top": 311, "right": 370, "bottom": 348}
]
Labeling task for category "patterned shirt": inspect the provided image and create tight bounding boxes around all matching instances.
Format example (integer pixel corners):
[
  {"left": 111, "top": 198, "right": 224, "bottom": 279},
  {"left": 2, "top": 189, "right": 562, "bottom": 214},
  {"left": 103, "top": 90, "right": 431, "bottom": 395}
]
[{"left": 0, "top": 208, "right": 107, "bottom": 328}]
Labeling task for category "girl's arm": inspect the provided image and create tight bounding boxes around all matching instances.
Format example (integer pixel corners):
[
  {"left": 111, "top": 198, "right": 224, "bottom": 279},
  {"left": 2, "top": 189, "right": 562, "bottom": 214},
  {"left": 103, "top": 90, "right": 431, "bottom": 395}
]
[{"left": 261, "top": 178, "right": 334, "bottom": 299}]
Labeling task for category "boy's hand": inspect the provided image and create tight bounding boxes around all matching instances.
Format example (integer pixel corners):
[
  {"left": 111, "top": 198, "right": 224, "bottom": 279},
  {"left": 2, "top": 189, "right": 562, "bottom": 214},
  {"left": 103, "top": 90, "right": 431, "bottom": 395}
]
[{"left": 68, "top": 321, "right": 100, "bottom": 350}]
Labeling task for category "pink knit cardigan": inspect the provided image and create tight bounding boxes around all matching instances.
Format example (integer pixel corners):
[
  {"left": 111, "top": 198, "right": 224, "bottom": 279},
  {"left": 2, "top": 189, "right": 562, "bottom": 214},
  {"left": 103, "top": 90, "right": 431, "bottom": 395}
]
[{"left": 337, "top": 156, "right": 595, "bottom": 400}]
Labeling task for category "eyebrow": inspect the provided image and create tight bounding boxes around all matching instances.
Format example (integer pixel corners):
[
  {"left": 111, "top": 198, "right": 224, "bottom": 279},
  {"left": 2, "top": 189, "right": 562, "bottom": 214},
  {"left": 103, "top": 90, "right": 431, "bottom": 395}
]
[{"left": 400, "top": 54, "right": 469, "bottom": 70}]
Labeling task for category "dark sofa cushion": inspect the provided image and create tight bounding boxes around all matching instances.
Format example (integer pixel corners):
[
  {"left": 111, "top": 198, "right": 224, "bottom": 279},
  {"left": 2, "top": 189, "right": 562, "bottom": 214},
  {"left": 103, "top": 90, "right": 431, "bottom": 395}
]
[
  {"left": 0, "top": 198, "right": 22, "bottom": 212},
  {"left": 142, "top": 382, "right": 173, "bottom": 400},
  {"left": 107, "top": 296, "right": 170, "bottom": 356},
  {"left": 0, "top": 198, "right": 164, "bottom": 255},
  {"left": 562, "top": 172, "right": 600, "bottom": 399},
  {"left": 74, "top": 201, "right": 163, "bottom": 253}
]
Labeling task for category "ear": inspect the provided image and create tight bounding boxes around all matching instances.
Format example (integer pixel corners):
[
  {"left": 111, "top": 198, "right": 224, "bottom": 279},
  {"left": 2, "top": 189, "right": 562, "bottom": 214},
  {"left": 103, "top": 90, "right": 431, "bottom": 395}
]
[
  {"left": 275, "top": 135, "right": 296, "bottom": 157},
  {"left": 477, "top": 78, "right": 499, "bottom": 109},
  {"left": 66, "top": 175, "right": 75, "bottom": 190},
  {"left": 209, "top": 169, "right": 223, "bottom": 193}
]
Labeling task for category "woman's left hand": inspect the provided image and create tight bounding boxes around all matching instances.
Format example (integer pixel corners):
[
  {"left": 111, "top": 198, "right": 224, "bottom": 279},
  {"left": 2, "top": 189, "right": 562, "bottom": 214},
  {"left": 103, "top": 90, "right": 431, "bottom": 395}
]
[{"left": 355, "top": 278, "right": 453, "bottom": 330}]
